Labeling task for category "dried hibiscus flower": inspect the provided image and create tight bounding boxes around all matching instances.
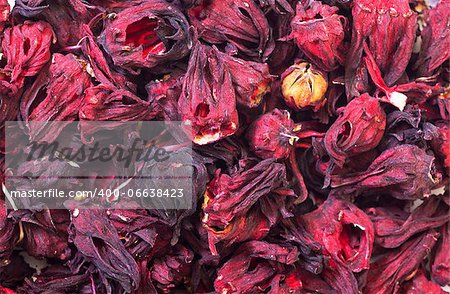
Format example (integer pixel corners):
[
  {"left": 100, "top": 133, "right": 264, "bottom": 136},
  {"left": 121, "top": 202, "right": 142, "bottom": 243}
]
[
  {"left": 0, "top": 196, "right": 18, "bottom": 269},
  {"left": 188, "top": 0, "right": 274, "bottom": 60},
  {"left": 301, "top": 197, "right": 374, "bottom": 272},
  {"left": 69, "top": 210, "right": 140, "bottom": 293},
  {"left": 401, "top": 267, "right": 447, "bottom": 294},
  {"left": 150, "top": 244, "right": 194, "bottom": 292},
  {"left": 1, "top": 21, "right": 55, "bottom": 90},
  {"left": 324, "top": 93, "right": 386, "bottom": 167},
  {"left": 10, "top": 209, "right": 70, "bottom": 260},
  {"left": 20, "top": 53, "right": 92, "bottom": 141},
  {"left": 214, "top": 241, "right": 298, "bottom": 293},
  {"left": 429, "top": 123, "right": 450, "bottom": 169},
  {"left": 80, "top": 84, "right": 157, "bottom": 123},
  {"left": 100, "top": 0, "right": 192, "bottom": 72},
  {"left": 202, "top": 159, "right": 292, "bottom": 254},
  {"left": 331, "top": 144, "right": 440, "bottom": 200},
  {"left": 13, "top": 0, "right": 97, "bottom": 48},
  {"left": 345, "top": 0, "right": 417, "bottom": 97},
  {"left": 415, "top": 0, "right": 450, "bottom": 76},
  {"left": 281, "top": 61, "right": 328, "bottom": 111},
  {"left": 431, "top": 223, "right": 450, "bottom": 286},
  {"left": 0, "top": 0, "right": 8, "bottom": 32},
  {"left": 246, "top": 109, "right": 299, "bottom": 160},
  {"left": 178, "top": 43, "right": 239, "bottom": 145},
  {"left": 220, "top": 52, "right": 272, "bottom": 108},
  {"left": 146, "top": 71, "right": 184, "bottom": 121},
  {"left": 366, "top": 196, "right": 449, "bottom": 248},
  {"left": 288, "top": 1, "right": 346, "bottom": 71}
]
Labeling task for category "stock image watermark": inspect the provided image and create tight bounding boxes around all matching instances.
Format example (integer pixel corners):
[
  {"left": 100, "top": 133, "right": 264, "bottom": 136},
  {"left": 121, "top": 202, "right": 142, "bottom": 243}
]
[{"left": 3, "top": 121, "right": 193, "bottom": 210}]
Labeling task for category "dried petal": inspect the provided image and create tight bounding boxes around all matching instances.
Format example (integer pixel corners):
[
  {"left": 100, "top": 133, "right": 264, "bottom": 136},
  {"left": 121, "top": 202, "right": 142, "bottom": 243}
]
[
  {"left": 20, "top": 53, "right": 92, "bottom": 142},
  {"left": 401, "top": 268, "right": 447, "bottom": 294},
  {"left": 100, "top": 0, "right": 191, "bottom": 72},
  {"left": 331, "top": 145, "right": 439, "bottom": 200},
  {"left": 220, "top": 52, "right": 271, "bottom": 108},
  {"left": 366, "top": 197, "right": 449, "bottom": 248},
  {"left": 281, "top": 61, "right": 328, "bottom": 111},
  {"left": 288, "top": 1, "right": 346, "bottom": 71},
  {"left": 431, "top": 223, "right": 450, "bottom": 286},
  {"left": 345, "top": 0, "right": 417, "bottom": 97},
  {"left": 178, "top": 43, "right": 239, "bottom": 145},
  {"left": 188, "top": 0, "right": 274, "bottom": 60},
  {"left": 415, "top": 0, "right": 450, "bottom": 75},
  {"left": 246, "top": 109, "right": 297, "bottom": 159},
  {"left": 69, "top": 210, "right": 140, "bottom": 292},
  {"left": 1, "top": 21, "right": 55, "bottom": 88},
  {"left": 302, "top": 197, "right": 374, "bottom": 272},
  {"left": 214, "top": 241, "right": 298, "bottom": 293},
  {"left": 324, "top": 93, "right": 386, "bottom": 167}
]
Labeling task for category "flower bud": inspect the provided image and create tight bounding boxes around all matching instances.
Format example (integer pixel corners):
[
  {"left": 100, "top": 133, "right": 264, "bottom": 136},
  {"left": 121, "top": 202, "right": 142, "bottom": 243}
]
[
  {"left": 281, "top": 61, "right": 328, "bottom": 111},
  {"left": 324, "top": 93, "right": 386, "bottom": 167},
  {"left": 246, "top": 109, "right": 299, "bottom": 159},
  {"left": 178, "top": 43, "right": 239, "bottom": 145}
]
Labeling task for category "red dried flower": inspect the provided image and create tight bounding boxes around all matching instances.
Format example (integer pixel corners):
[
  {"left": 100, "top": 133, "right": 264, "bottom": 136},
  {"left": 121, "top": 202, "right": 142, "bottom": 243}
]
[
  {"left": 100, "top": 0, "right": 192, "bottom": 72},
  {"left": 281, "top": 61, "right": 328, "bottom": 111},
  {"left": 80, "top": 84, "right": 157, "bottom": 122},
  {"left": 366, "top": 197, "right": 449, "bottom": 248},
  {"left": 431, "top": 223, "right": 450, "bottom": 286},
  {"left": 1, "top": 21, "right": 55, "bottom": 90},
  {"left": 246, "top": 109, "right": 298, "bottom": 159},
  {"left": 302, "top": 197, "right": 374, "bottom": 272},
  {"left": 146, "top": 72, "right": 184, "bottom": 121},
  {"left": 415, "top": 0, "right": 450, "bottom": 75},
  {"left": 401, "top": 268, "right": 447, "bottom": 294},
  {"left": 365, "top": 230, "right": 439, "bottom": 294},
  {"left": 0, "top": 196, "right": 18, "bottom": 269},
  {"left": 188, "top": 0, "right": 274, "bottom": 60},
  {"left": 202, "top": 159, "right": 292, "bottom": 254},
  {"left": 0, "top": 0, "right": 9, "bottom": 32},
  {"left": 324, "top": 93, "right": 386, "bottom": 167},
  {"left": 20, "top": 53, "right": 92, "bottom": 141},
  {"left": 12, "top": 210, "right": 70, "bottom": 260},
  {"left": 288, "top": 1, "right": 346, "bottom": 71},
  {"left": 69, "top": 210, "right": 140, "bottom": 292},
  {"left": 345, "top": 0, "right": 417, "bottom": 97},
  {"left": 178, "top": 43, "right": 239, "bottom": 145},
  {"left": 220, "top": 52, "right": 272, "bottom": 108},
  {"left": 214, "top": 241, "right": 298, "bottom": 293},
  {"left": 429, "top": 124, "right": 450, "bottom": 168},
  {"left": 331, "top": 144, "right": 440, "bottom": 200},
  {"left": 151, "top": 245, "right": 193, "bottom": 292}
]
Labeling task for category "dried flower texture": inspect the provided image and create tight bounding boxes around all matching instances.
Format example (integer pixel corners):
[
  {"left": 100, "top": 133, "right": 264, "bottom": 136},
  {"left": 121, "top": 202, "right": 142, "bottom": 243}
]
[
  {"left": 1, "top": 21, "right": 54, "bottom": 96},
  {"left": 324, "top": 93, "right": 386, "bottom": 167},
  {"left": 0, "top": 0, "right": 8, "bottom": 32},
  {"left": 0, "top": 0, "right": 449, "bottom": 293},
  {"left": 178, "top": 43, "right": 239, "bottom": 145},
  {"left": 331, "top": 144, "right": 439, "bottom": 200},
  {"left": 202, "top": 159, "right": 292, "bottom": 253},
  {"left": 188, "top": 0, "right": 274, "bottom": 60},
  {"left": 302, "top": 197, "right": 374, "bottom": 272},
  {"left": 246, "top": 109, "right": 297, "bottom": 159},
  {"left": 289, "top": 1, "right": 346, "bottom": 71},
  {"left": 345, "top": 0, "right": 417, "bottom": 97},
  {"left": 415, "top": 0, "right": 450, "bottom": 75},
  {"left": 100, "top": 0, "right": 192, "bottom": 72},
  {"left": 281, "top": 61, "right": 328, "bottom": 111},
  {"left": 364, "top": 230, "right": 440, "bottom": 294},
  {"left": 214, "top": 241, "right": 298, "bottom": 293}
]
